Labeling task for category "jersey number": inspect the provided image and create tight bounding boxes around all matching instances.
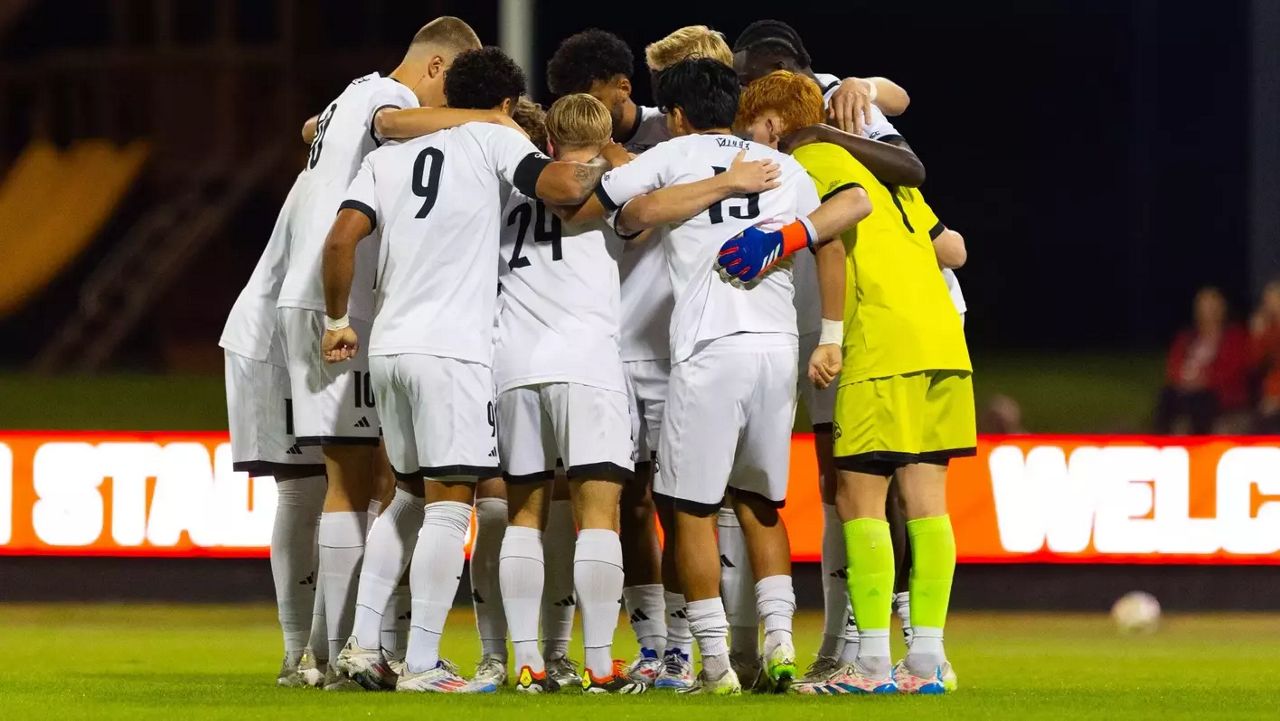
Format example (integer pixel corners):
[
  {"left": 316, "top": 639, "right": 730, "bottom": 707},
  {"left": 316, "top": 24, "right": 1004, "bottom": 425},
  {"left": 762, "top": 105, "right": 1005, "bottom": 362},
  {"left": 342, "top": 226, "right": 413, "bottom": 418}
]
[
  {"left": 411, "top": 147, "right": 445, "bottom": 219},
  {"left": 308, "top": 103, "right": 337, "bottom": 169},
  {"left": 506, "top": 201, "right": 562, "bottom": 270},
  {"left": 708, "top": 165, "right": 760, "bottom": 224}
]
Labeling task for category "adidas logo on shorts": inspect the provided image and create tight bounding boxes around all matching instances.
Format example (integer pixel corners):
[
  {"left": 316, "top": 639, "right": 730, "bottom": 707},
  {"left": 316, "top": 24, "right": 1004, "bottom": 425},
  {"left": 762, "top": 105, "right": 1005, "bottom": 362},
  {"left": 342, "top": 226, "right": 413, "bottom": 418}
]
[{"left": 354, "top": 416, "right": 371, "bottom": 428}]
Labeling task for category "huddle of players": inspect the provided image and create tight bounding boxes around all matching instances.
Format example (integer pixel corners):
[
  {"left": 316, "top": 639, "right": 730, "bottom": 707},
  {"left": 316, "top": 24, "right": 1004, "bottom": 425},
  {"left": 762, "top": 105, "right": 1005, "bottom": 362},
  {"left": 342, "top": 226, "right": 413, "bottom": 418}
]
[{"left": 219, "top": 14, "right": 973, "bottom": 697}]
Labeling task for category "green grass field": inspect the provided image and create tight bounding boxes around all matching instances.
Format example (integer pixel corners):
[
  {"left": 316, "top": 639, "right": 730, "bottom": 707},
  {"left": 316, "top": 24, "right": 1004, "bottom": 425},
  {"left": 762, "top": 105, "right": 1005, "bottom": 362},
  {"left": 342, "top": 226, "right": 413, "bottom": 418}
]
[{"left": 1, "top": 604, "right": 1275, "bottom": 720}]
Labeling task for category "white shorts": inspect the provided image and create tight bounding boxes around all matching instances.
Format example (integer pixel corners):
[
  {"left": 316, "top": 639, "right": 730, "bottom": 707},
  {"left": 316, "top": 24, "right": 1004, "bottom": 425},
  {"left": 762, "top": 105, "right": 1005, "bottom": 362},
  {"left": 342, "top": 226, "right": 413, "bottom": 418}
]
[
  {"left": 370, "top": 353, "right": 499, "bottom": 480},
  {"left": 497, "top": 382, "right": 634, "bottom": 484},
  {"left": 624, "top": 359, "right": 671, "bottom": 464},
  {"left": 657, "top": 333, "right": 798, "bottom": 514},
  {"left": 278, "top": 307, "right": 380, "bottom": 446},
  {"left": 224, "top": 349, "right": 323, "bottom": 473},
  {"left": 798, "top": 330, "right": 837, "bottom": 430}
]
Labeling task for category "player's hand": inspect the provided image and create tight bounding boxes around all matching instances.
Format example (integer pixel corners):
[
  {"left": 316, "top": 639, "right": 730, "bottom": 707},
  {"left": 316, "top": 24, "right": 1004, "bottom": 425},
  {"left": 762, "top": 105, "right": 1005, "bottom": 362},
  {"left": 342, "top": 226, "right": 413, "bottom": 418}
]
[
  {"left": 828, "top": 77, "right": 875, "bottom": 135},
  {"left": 723, "top": 149, "right": 780, "bottom": 194},
  {"left": 322, "top": 327, "right": 360, "bottom": 364},
  {"left": 601, "top": 141, "right": 632, "bottom": 168},
  {"left": 490, "top": 112, "right": 529, "bottom": 138},
  {"left": 808, "top": 343, "right": 842, "bottom": 389},
  {"left": 716, "top": 219, "right": 813, "bottom": 284}
]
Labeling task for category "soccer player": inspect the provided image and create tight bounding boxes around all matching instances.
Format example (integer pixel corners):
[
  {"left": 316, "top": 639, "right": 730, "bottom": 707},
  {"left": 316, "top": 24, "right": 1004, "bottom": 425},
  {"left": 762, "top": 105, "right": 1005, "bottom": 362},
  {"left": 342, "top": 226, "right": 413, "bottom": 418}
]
[
  {"left": 720, "top": 71, "right": 975, "bottom": 695},
  {"left": 595, "top": 58, "right": 869, "bottom": 695},
  {"left": 319, "top": 46, "right": 620, "bottom": 693},
  {"left": 220, "top": 205, "right": 327, "bottom": 686}
]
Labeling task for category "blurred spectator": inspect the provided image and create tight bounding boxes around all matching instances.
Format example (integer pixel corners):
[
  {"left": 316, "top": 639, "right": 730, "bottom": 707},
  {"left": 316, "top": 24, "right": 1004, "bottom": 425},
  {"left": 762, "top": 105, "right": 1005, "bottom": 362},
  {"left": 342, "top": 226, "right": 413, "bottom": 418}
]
[
  {"left": 1249, "top": 280, "right": 1280, "bottom": 433},
  {"left": 980, "top": 394, "right": 1027, "bottom": 434},
  {"left": 1154, "top": 287, "right": 1250, "bottom": 435}
]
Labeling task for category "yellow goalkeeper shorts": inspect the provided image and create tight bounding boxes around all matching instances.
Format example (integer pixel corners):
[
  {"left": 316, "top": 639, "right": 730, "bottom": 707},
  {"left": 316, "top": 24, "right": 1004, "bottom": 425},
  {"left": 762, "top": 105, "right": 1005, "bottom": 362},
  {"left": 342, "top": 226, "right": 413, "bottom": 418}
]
[{"left": 832, "top": 369, "right": 976, "bottom": 474}]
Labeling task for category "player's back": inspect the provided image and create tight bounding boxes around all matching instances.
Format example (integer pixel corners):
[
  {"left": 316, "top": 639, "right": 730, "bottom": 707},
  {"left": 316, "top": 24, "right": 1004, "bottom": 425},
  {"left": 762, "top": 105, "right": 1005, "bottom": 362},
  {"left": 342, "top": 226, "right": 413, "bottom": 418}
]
[
  {"left": 618, "top": 133, "right": 818, "bottom": 363},
  {"left": 277, "top": 73, "right": 418, "bottom": 319},
  {"left": 353, "top": 122, "right": 535, "bottom": 365},
  {"left": 494, "top": 192, "right": 624, "bottom": 393}
]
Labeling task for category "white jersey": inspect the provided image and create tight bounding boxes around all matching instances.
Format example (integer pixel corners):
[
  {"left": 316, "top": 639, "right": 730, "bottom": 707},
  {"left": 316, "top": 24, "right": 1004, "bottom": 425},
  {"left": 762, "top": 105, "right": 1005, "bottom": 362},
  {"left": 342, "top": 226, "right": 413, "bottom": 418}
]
[
  {"left": 616, "top": 104, "right": 676, "bottom": 361},
  {"left": 341, "top": 122, "right": 551, "bottom": 363},
  {"left": 219, "top": 179, "right": 304, "bottom": 363},
  {"left": 276, "top": 73, "right": 418, "bottom": 320},
  {"left": 599, "top": 133, "right": 820, "bottom": 364},
  {"left": 813, "top": 72, "right": 902, "bottom": 142},
  {"left": 943, "top": 267, "right": 967, "bottom": 315},
  {"left": 493, "top": 190, "right": 626, "bottom": 394}
]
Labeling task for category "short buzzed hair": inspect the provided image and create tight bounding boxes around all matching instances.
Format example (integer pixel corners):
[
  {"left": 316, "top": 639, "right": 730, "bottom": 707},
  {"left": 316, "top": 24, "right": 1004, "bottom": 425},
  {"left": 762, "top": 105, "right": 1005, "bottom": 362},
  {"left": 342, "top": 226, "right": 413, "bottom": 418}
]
[
  {"left": 646, "top": 25, "right": 733, "bottom": 72},
  {"left": 410, "top": 16, "right": 481, "bottom": 54},
  {"left": 545, "top": 93, "right": 612, "bottom": 151}
]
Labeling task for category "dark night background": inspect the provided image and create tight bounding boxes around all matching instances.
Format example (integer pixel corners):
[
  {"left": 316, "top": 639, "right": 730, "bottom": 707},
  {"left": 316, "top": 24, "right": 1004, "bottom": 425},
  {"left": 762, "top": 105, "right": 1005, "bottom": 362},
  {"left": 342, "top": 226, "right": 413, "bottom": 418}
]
[{"left": 0, "top": 0, "right": 1262, "bottom": 365}]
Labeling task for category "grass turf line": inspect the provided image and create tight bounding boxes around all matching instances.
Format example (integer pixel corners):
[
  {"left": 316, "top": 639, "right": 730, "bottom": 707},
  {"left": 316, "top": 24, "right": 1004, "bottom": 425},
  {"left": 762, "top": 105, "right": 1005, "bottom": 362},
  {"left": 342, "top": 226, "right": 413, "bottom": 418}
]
[{"left": 1, "top": 604, "right": 1276, "bottom": 720}]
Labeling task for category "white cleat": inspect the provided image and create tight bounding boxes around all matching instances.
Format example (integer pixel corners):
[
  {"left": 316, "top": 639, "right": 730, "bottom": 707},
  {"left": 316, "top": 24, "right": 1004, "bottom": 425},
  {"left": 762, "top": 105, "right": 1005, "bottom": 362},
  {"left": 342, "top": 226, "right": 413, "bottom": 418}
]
[
  {"left": 462, "top": 656, "right": 507, "bottom": 693},
  {"left": 276, "top": 652, "right": 306, "bottom": 688},
  {"left": 677, "top": 667, "right": 742, "bottom": 696},
  {"left": 625, "top": 649, "right": 664, "bottom": 687},
  {"left": 800, "top": 655, "right": 844, "bottom": 684},
  {"left": 296, "top": 648, "right": 325, "bottom": 688},
  {"left": 654, "top": 649, "right": 695, "bottom": 690},
  {"left": 729, "top": 651, "right": 766, "bottom": 693},
  {"left": 333, "top": 637, "right": 396, "bottom": 691},
  {"left": 395, "top": 660, "right": 469, "bottom": 693}
]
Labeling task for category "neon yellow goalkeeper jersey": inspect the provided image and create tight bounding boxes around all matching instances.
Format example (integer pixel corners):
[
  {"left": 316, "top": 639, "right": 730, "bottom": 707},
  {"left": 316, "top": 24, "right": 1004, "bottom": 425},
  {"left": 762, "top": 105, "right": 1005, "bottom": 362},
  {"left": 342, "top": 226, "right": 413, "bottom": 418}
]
[{"left": 791, "top": 142, "right": 970, "bottom": 384}]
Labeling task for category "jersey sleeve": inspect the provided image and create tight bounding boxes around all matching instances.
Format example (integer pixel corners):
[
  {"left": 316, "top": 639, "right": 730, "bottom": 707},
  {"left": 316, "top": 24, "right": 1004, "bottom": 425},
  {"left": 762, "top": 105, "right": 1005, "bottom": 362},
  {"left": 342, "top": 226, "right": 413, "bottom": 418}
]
[
  {"left": 861, "top": 105, "right": 902, "bottom": 143},
  {"left": 794, "top": 143, "right": 875, "bottom": 203},
  {"left": 340, "top": 157, "right": 379, "bottom": 229},
  {"left": 367, "top": 81, "right": 418, "bottom": 145},
  {"left": 473, "top": 124, "right": 553, "bottom": 198},
  {"left": 595, "top": 142, "right": 672, "bottom": 211},
  {"left": 903, "top": 188, "right": 944, "bottom": 239}
]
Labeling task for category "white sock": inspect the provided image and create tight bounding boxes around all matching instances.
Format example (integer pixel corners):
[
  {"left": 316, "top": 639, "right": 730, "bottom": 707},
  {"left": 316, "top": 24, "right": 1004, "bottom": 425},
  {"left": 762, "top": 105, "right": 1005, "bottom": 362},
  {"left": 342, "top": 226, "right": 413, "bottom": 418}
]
[
  {"left": 500, "top": 525, "right": 545, "bottom": 674},
  {"left": 366, "top": 498, "right": 383, "bottom": 531},
  {"left": 318, "top": 511, "right": 367, "bottom": 660},
  {"left": 755, "top": 574, "right": 796, "bottom": 659},
  {"left": 380, "top": 584, "right": 410, "bottom": 661},
  {"left": 839, "top": 605, "right": 860, "bottom": 664},
  {"left": 308, "top": 572, "right": 327, "bottom": 661},
  {"left": 540, "top": 499, "right": 575, "bottom": 659},
  {"left": 269, "top": 476, "right": 324, "bottom": 658},
  {"left": 895, "top": 591, "right": 914, "bottom": 648},
  {"left": 686, "top": 597, "right": 730, "bottom": 677},
  {"left": 905, "top": 626, "right": 945, "bottom": 677},
  {"left": 622, "top": 584, "right": 667, "bottom": 654},
  {"left": 575, "top": 529, "right": 624, "bottom": 679},
  {"left": 352, "top": 488, "right": 423, "bottom": 650},
  {"left": 856, "top": 628, "right": 891, "bottom": 677},
  {"left": 716, "top": 508, "right": 758, "bottom": 658},
  {"left": 404, "top": 501, "right": 471, "bottom": 673},
  {"left": 664, "top": 591, "right": 693, "bottom": 659},
  {"left": 472, "top": 497, "right": 509, "bottom": 661},
  {"left": 819, "top": 503, "right": 849, "bottom": 659}
]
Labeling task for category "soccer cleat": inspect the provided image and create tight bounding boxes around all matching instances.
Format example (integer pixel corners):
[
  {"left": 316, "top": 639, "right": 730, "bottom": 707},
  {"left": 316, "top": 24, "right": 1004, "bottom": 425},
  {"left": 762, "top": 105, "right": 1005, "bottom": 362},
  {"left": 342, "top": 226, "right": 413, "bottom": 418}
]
[
  {"left": 514, "top": 665, "right": 560, "bottom": 694},
  {"left": 296, "top": 647, "right": 325, "bottom": 688},
  {"left": 653, "top": 648, "right": 695, "bottom": 690},
  {"left": 545, "top": 655, "right": 582, "bottom": 689},
  {"left": 677, "top": 668, "right": 742, "bottom": 696},
  {"left": 462, "top": 656, "right": 507, "bottom": 693},
  {"left": 941, "top": 662, "right": 958, "bottom": 692},
  {"left": 333, "top": 637, "right": 396, "bottom": 691},
  {"left": 582, "top": 659, "right": 647, "bottom": 694},
  {"left": 729, "top": 651, "right": 767, "bottom": 693},
  {"left": 797, "top": 663, "right": 897, "bottom": 695},
  {"left": 800, "top": 655, "right": 844, "bottom": 685},
  {"left": 321, "top": 666, "right": 363, "bottom": 691},
  {"left": 625, "top": 648, "right": 664, "bottom": 687},
  {"left": 276, "top": 653, "right": 307, "bottom": 687},
  {"left": 893, "top": 660, "right": 952, "bottom": 695},
  {"left": 395, "top": 660, "right": 468, "bottom": 693},
  {"left": 765, "top": 641, "right": 798, "bottom": 692}
]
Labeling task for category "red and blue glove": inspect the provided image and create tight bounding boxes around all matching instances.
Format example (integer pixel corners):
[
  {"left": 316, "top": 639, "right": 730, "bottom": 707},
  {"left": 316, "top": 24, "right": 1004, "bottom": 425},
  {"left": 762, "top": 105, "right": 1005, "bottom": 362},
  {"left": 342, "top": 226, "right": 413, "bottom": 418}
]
[{"left": 716, "top": 217, "right": 817, "bottom": 283}]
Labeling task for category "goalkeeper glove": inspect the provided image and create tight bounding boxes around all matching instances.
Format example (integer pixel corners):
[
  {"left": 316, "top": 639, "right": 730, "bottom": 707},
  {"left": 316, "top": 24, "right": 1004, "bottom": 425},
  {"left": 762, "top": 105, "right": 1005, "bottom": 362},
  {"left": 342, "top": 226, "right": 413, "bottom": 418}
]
[{"left": 716, "top": 217, "right": 816, "bottom": 283}]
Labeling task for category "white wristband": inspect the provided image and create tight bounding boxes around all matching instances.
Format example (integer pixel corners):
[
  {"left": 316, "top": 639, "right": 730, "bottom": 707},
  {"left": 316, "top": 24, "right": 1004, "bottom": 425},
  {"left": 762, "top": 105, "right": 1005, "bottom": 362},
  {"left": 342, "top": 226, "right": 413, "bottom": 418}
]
[
  {"left": 819, "top": 318, "right": 843, "bottom": 346},
  {"left": 798, "top": 215, "right": 818, "bottom": 249},
  {"left": 325, "top": 314, "right": 350, "bottom": 332}
]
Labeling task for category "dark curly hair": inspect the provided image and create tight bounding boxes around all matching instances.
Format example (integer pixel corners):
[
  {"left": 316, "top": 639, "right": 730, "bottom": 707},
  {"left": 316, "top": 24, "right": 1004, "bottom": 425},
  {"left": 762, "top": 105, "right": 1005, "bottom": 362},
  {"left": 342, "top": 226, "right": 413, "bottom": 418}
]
[
  {"left": 655, "top": 58, "right": 739, "bottom": 131},
  {"left": 546, "top": 29, "right": 634, "bottom": 95},
  {"left": 444, "top": 46, "right": 527, "bottom": 110},
  {"left": 733, "top": 19, "right": 812, "bottom": 68}
]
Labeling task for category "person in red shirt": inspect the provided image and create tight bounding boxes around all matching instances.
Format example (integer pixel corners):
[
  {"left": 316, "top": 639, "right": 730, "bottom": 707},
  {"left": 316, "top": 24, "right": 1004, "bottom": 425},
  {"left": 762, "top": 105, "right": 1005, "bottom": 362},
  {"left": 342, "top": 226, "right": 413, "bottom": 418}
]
[
  {"left": 1249, "top": 280, "right": 1280, "bottom": 433},
  {"left": 1154, "top": 287, "right": 1250, "bottom": 435}
]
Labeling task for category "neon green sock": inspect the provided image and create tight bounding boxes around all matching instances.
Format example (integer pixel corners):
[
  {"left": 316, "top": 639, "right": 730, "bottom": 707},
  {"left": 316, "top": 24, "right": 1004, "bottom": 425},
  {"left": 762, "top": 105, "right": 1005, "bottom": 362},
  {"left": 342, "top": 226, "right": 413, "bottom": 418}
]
[
  {"left": 907, "top": 515, "right": 956, "bottom": 630},
  {"left": 843, "top": 518, "right": 895, "bottom": 635}
]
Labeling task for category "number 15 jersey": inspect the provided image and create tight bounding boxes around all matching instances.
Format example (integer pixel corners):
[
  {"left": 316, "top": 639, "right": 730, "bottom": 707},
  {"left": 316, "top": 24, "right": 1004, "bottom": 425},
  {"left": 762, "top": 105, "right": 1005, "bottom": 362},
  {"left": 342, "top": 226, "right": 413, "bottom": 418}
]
[
  {"left": 341, "top": 122, "right": 551, "bottom": 363},
  {"left": 597, "top": 134, "right": 820, "bottom": 364},
  {"left": 493, "top": 192, "right": 625, "bottom": 395}
]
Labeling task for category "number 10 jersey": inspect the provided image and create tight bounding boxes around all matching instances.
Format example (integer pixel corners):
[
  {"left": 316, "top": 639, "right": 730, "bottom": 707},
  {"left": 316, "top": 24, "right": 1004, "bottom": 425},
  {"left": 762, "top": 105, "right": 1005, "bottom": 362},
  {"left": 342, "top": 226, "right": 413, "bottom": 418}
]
[{"left": 493, "top": 191, "right": 626, "bottom": 395}]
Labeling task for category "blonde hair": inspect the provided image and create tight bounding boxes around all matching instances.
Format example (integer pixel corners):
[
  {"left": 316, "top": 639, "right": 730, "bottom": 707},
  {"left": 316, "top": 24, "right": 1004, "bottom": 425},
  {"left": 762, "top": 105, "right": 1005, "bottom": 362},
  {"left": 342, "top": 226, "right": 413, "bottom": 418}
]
[
  {"left": 645, "top": 25, "right": 734, "bottom": 71},
  {"left": 409, "top": 16, "right": 481, "bottom": 54},
  {"left": 546, "top": 93, "right": 612, "bottom": 151},
  {"left": 512, "top": 97, "right": 549, "bottom": 154},
  {"left": 735, "top": 70, "right": 825, "bottom": 134}
]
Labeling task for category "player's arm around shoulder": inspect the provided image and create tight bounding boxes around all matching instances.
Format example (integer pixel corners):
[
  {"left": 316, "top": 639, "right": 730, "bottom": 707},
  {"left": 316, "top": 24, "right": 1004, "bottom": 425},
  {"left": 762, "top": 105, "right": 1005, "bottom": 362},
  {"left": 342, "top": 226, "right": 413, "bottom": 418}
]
[
  {"left": 374, "top": 106, "right": 525, "bottom": 141},
  {"left": 785, "top": 124, "right": 925, "bottom": 187},
  {"left": 616, "top": 148, "right": 781, "bottom": 235}
]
